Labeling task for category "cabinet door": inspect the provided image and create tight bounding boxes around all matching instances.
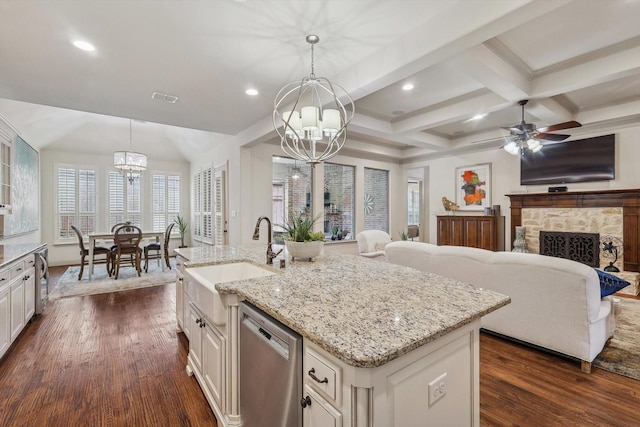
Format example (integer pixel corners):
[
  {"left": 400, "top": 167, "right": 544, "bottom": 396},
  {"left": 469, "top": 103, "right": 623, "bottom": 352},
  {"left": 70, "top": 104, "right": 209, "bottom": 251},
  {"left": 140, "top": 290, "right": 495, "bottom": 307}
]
[
  {"left": 10, "top": 278, "right": 24, "bottom": 342},
  {"left": 0, "top": 285, "right": 10, "bottom": 358},
  {"left": 437, "top": 217, "right": 464, "bottom": 246},
  {"left": 203, "top": 324, "right": 225, "bottom": 410},
  {"left": 23, "top": 269, "right": 36, "bottom": 322},
  {"left": 176, "top": 272, "right": 184, "bottom": 331},
  {"left": 303, "top": 385, "right": 342, "bottom": 427},
  {"left": 188, "top": 303, "right": 203, "bottom": 374}
]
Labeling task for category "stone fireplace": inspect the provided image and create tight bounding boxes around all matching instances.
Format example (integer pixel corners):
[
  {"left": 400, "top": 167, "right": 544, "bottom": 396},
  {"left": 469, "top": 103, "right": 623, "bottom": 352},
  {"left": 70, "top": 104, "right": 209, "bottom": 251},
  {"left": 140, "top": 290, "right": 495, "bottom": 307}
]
[
  {"left": 507, "top": 189, "right": 640, "bottom": 295},
  {"left": 521, "top": 207, "right": 622, "bottom": 271},
  {"left": 507, "top": 189, "right": 640, "bottom": 272}
]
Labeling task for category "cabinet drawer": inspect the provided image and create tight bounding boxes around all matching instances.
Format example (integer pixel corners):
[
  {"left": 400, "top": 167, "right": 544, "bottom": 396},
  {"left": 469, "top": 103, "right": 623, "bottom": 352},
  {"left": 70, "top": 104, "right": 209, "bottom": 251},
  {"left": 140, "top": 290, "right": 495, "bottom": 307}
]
[
  {"left": 0, "top": 267, "right": 10, "bottom": 285},
  {"left": 10, "top": 261, "right": 25, "bottom": 279},
  {"left": 304, "top": 347, "right": 341, "bottom": 405}
]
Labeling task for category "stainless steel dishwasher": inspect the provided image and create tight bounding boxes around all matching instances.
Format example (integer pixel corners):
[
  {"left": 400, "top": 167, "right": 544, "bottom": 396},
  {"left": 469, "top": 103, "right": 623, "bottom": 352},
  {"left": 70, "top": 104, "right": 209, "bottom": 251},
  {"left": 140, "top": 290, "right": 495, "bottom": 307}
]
[{"left": 239, "top": 302, "right": 302, "bottom": 427}]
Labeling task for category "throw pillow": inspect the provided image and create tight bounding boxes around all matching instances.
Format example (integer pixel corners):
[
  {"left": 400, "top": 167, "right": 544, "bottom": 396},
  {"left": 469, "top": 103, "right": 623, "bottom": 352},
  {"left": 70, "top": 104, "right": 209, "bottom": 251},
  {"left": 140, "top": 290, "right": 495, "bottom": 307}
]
[
  {"left": 596, "top": 269, "right": 630, "bottom": 297},
  {"left": 375, "top": 241, "right": 389, "bottom": 251}
]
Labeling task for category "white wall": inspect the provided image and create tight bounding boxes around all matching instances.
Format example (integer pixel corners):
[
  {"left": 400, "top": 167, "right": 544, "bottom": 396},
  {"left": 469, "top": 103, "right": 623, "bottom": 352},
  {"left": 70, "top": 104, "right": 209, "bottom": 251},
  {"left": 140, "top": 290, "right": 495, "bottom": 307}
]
[
  {"left": 404, "top": 124, "right": 640, "bottom": 249},
  {"left": 41, "top": 149, "right": 190, "bottom": 266}
]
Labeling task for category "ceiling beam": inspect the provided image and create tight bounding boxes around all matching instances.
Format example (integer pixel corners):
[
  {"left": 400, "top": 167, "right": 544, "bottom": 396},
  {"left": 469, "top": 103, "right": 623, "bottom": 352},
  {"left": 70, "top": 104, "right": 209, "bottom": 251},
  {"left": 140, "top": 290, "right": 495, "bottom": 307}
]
[{"left": 532, "top": 40, "right": 640, "bottom": 97}]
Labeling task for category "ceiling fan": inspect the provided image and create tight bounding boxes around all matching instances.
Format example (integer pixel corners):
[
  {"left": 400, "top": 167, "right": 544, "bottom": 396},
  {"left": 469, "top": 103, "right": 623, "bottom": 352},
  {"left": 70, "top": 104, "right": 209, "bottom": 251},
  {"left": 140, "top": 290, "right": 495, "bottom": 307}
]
[{"left": 502, "top": 100, "right": 582, "bottom": 155}]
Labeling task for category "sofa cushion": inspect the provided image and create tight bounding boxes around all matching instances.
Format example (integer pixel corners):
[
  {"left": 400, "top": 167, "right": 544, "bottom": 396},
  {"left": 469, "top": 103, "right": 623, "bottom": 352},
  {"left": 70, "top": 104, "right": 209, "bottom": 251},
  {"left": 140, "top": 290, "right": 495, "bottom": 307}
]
[{"left": 596, "top": 269, "right": 630, "bottom": 297}]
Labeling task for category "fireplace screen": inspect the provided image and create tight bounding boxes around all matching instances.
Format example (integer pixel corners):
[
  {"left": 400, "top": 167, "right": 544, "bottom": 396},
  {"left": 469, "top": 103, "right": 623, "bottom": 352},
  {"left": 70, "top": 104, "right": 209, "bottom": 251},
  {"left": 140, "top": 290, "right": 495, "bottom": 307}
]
[{"left": 539, "top": 231, "right": 600, "bottom": 268}]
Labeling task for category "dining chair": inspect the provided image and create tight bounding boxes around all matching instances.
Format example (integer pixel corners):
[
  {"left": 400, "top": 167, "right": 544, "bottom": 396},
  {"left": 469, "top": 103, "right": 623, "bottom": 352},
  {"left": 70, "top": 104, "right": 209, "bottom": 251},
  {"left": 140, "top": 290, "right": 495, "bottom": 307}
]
[
  {"left": 111, "top": 224, "right": 143, "bottom": 279},
  {"left": 143, "top": 222, "right": 174, "bottom": 272},
  {"left": 70, "top": 225, "right": 111, "bottom": 280}
]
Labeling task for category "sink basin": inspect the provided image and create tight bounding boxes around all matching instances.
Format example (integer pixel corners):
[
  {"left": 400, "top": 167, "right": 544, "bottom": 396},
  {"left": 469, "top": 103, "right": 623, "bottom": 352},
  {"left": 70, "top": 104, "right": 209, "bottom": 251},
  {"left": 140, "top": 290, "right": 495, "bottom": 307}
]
[{"left": 184, "top": 262, "right": 277, "bottom": 326}]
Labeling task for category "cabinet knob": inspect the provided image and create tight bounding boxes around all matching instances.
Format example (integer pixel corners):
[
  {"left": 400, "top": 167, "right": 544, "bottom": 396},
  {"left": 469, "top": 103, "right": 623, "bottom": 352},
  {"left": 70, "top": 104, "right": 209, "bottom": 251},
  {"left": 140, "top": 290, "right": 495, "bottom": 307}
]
[
  {"left": 300, "top": 396, "right": 312, "bottom": 408},
  {"left": 196, "top": 318, "right": 201, "bottom": 324},
  {"left": 178, "top": 277, "right": 183, "bottom": 282},
  {"left": 200, "top": 322, "right": 206, "bottom": 328}
]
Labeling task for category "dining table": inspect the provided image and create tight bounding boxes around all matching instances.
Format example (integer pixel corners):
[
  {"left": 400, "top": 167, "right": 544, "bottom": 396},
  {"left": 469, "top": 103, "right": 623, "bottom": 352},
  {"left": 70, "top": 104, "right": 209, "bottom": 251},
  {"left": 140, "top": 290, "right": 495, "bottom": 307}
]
[{"left": 87, "top": 231, "right": 165, "bottom": 280}]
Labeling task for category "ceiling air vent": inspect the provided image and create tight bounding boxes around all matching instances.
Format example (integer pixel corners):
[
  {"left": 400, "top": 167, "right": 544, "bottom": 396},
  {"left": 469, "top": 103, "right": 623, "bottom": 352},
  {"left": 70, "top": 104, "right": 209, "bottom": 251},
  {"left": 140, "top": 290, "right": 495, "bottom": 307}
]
[{"left": 151, "top": 91, "right": 179, "bottom": 104}]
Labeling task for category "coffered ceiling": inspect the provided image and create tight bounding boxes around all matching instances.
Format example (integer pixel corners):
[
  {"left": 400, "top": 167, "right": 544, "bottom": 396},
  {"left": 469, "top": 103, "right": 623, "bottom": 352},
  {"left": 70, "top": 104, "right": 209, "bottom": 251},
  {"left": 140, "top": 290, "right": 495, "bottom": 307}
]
[{"left": 0, "top": 0, "right": 638, "bottom": 163}]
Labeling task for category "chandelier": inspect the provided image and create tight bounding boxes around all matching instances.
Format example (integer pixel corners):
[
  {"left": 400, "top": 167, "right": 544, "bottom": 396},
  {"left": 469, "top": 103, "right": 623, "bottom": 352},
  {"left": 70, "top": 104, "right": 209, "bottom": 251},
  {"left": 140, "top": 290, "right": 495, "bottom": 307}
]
[
  {"left": 273, "top": 35, "right": 354, "bottom": 166},
  {"left": 114, "top": 119, "right": 147, "bottom": 184}
]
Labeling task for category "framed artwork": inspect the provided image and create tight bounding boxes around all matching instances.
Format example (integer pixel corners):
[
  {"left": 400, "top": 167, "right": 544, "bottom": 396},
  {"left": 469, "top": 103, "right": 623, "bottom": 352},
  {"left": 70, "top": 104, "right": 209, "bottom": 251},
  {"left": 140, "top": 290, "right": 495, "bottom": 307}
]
[{"left": 455, "top": 163, "right": 491, "bottom": 210}]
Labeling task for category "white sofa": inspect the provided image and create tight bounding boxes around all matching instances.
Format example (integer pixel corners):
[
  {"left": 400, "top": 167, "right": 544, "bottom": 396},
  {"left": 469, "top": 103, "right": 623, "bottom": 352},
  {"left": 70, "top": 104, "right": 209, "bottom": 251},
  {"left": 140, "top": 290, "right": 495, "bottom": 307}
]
[{"left": 385, "top": 241, "right": 615, "bottom": 372}]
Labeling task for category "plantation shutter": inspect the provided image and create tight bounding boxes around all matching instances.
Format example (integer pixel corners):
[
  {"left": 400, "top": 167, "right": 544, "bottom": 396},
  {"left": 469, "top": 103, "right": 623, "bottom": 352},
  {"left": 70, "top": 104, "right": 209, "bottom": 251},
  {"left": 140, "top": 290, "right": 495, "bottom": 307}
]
[
  {"left": 57, "top": 168, "right": 76, "bottom": 238},
  {"left": 213, "top": 168, "right": 226, "bottom": 246},
  {"left": 193, "top": 172, "right": 202, "bottom": 237},
  {"left": 152, "top": 174, "right": 166, "bottom": 232},
  {"left": 203, "top": 167, "right": 212, "bottom": 242}
]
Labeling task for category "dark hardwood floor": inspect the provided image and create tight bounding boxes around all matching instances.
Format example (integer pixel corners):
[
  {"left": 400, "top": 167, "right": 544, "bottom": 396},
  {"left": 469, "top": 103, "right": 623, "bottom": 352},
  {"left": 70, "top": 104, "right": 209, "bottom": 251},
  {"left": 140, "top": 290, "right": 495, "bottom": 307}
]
[
  {"left": 1, "top": 266, "right": 639, "bottom": 426},
  {"left": 0, "top": 265, "right": 217, "bottom": 427}
]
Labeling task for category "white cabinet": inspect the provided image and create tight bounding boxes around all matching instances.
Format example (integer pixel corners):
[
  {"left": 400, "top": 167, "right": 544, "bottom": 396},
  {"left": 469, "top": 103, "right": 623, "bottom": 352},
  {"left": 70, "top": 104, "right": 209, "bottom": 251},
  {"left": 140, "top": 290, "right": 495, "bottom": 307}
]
[
  {"left": 303, "top": 385, "right": 342, "bottom": 427},
  {"left": 23, "top": 267, "right": 35, "bottom": 322},
  {"left": 9, "top": 275, "right": 24, "bottom": 342},
  {"left": 0, "top": 254, "right": 40, "bottom": 360},
  {"left": 0, "top": 284, "right": 10, "bottom": 356},
  {"left": 187, "top": 302, "right": 203, "bottom": 373},
  {"left": 302, "top": 321, "right": 479, "bottom": 427},
  {"left": 186, "top": 302, "right": 227, "bottom": 421},
  {"left": 202, "top": 319, "right": 225, "bottom": 410},
  {"left": 175, "top": 255, "right": 186, "bottom": 333}
]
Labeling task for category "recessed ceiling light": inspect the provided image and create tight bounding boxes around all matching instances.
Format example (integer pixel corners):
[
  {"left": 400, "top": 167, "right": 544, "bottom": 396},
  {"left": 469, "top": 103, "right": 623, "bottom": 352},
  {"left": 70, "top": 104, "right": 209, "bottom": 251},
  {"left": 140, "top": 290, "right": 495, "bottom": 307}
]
[
  {"left": 245, "top": 88, "right": 259, "bottom": 96},
  {"left": 402, "top": 83, "right": 414, "bottom": 91},
  {"left": 72, "top": 40, "right": 95, "bottom": 51}
]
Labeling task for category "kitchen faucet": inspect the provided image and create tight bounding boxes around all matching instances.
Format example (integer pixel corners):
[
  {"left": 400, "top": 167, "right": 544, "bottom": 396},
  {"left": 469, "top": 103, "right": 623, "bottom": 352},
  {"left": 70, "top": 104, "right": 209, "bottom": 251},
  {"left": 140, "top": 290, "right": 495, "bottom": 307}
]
[{"left": 253, "top": 216, "right": 282, "bottom": 264}]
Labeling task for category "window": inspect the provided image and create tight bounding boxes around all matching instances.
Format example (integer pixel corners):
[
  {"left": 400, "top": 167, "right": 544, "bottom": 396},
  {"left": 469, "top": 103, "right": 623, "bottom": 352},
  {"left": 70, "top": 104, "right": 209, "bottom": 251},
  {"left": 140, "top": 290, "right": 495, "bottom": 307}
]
[
  {"left": 363, "top": 167, "right": 389, "bottom": 232},
  {"left": 272, "top": 157, "right": 312, "bottom": 241},
  {"left": 193, "top": 165, "right": 212, "bottom": 243},
  {"left": 408, "top": 180, "right": 420, "bottom": 225},
  {"left": 152, "top": 173, "right": 181, "bottom": 233},
  {"left": 324, "top": 163, "right": 355, "bottom": 240},
  {"left": 193, "top": 171, "right": 202, "bottom": 238},
  {"left": 56, "top": 165, "right": 97, "bottom": 240},
  {"left": 108, "top": 171, "right": 142, "bottom": 229}
]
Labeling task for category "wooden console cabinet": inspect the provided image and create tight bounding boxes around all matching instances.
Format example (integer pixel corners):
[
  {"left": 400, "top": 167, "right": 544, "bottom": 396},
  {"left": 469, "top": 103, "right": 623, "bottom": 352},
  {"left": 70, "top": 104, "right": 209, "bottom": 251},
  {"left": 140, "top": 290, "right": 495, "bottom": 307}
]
[{"left": 437, "top": 215, "right": 505, "bottom": 251}]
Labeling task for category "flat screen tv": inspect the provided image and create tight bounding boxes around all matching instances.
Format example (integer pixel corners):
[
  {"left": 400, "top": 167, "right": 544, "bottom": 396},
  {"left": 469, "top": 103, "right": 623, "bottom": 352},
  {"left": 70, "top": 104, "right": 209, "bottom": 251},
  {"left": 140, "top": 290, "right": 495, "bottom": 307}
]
[{"left": 520, "top": 134, "right": 615, "bottom": 186}]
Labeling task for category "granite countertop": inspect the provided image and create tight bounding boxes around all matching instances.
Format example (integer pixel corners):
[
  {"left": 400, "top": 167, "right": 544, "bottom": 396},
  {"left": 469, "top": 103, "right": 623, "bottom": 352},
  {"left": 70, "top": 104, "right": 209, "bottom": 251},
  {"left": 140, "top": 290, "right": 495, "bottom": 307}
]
[
  {"left": 0, "top": 243, "right": 47, "bottom": 269},
  {"left": 176, "top": 244, "right": 510, "bottom": 368}
]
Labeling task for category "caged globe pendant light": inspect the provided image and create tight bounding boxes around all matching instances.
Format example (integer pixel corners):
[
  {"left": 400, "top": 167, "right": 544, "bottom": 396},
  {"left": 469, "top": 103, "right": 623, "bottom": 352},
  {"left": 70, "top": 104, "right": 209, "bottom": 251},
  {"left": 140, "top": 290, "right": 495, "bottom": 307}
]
[
  {"left": 113, "top": 119, "right": 147, "bottom": 184},
  {"left": 273, "top": 35, "right": 355, "bottom": 166}
]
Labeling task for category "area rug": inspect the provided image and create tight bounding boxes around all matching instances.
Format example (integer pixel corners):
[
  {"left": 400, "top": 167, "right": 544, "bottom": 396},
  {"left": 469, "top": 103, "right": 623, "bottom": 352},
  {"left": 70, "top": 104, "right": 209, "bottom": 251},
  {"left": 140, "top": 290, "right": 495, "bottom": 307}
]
[
  {"left": 50, "top": 258, "right": 176, "bottom": 300},
  {"left": 593, "top": 297, "right": 640, "bottom": 380}
]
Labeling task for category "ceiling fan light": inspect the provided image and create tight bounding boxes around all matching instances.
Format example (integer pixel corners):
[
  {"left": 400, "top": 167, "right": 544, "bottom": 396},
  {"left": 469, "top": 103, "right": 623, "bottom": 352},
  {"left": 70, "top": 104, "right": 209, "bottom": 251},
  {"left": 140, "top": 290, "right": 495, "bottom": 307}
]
[
  {"left": 527, "top": 138, "right": 541, "bottom": 150},
  {"left": 530, "top": 144, "right": 543, "bottom": 153},
  {"left": 504, "top": 141, "right": 519, "bottom": 155}
]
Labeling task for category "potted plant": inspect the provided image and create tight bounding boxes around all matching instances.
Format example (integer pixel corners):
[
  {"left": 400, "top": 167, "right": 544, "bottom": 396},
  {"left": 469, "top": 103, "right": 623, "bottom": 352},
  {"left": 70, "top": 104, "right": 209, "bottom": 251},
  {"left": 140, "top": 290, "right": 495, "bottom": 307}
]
[
  {"left": 174, "top": 214, "right": 189, "bottom": 248},
  {"left": 331, "top": 225, "right": 339, "bottom": 241},
  {"left": 278, "top": 211, "right": 325, "bottom": 261}
]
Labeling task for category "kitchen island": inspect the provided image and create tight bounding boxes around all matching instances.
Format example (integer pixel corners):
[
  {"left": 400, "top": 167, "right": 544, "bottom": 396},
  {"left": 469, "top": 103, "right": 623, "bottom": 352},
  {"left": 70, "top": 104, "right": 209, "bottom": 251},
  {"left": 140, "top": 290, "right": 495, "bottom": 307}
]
[{"left": 176, "top": 244, "right": 510, "bottom": 427}]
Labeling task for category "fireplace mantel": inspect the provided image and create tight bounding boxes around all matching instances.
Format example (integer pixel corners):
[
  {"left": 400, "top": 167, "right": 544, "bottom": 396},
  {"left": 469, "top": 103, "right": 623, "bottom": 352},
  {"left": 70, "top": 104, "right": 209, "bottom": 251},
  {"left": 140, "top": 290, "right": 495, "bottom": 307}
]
[{"left": 507, "top": 189, "right": 640, "bottom": 272}]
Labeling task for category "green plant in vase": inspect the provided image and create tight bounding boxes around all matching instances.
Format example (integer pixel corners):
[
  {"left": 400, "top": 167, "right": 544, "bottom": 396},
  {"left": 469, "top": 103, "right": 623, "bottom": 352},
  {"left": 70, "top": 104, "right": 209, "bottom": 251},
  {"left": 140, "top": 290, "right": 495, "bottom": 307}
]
[
  {"left": 174, "top": 214, "right": 189, "bottom": 247},
  {"left": 278, "top": 211, "right": 325, "bottom": 260}
]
